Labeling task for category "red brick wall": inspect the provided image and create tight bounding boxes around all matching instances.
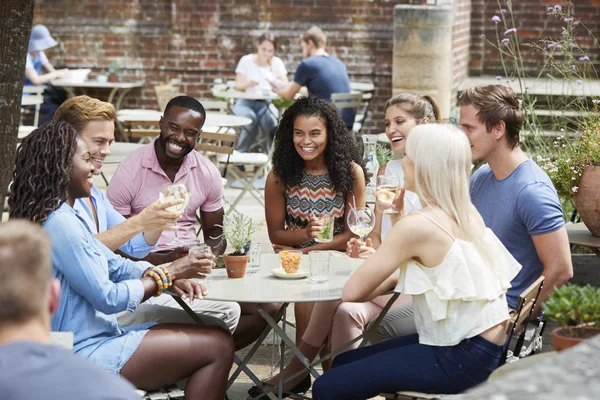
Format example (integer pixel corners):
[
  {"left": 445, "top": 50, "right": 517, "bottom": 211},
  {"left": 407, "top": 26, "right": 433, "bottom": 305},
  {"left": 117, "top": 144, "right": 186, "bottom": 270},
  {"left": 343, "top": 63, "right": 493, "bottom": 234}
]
[
  {"left": 33, "top": 0, "right": 409, "bottom": 135},
  {"left": 469, "top": 0, "right": 600, "bottom": 76}
]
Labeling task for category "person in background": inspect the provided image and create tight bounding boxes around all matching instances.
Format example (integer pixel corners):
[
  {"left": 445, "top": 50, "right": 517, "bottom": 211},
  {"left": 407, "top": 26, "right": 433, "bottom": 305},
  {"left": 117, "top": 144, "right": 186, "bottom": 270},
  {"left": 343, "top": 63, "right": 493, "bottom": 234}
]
[
  {"left": 312, "top": 124, "right": 522, "bottom": 399},
  {"left": 9, "top": 122, "right": 234, "bottom": 399},
  {"left": 54, "top": 95, "right": 241, "bottom": 334},
  {"left": 233, "top": 32, "right": 288, "bottom": 153},
  {"left": 0, "top": 220, "right": 140, "bottom": 400},
  {"left": 272, "top": 26, "right": 355, "bottom": 130},
  {"left": 24, "top": 24, "right": 70, "bottom": 124}
]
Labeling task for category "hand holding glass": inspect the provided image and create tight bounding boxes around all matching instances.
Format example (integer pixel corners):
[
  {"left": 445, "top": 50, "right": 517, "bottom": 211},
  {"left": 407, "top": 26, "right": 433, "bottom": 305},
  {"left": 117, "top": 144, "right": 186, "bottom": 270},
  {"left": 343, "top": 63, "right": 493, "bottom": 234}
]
[
  {"left": 376, "top": 175, "right": 401, "bottom": 214},
  {"left": 159, "top": 183, "right": 190, "bottom": 246},
  {"left": 189, "top": 244, "right": 213, "bottom": 284},
  {"left": 313, "top": 213, "right": 334, "bottom": 243},
  {"left": 347, "top": 207, "right": 375, "bottom": 243}
]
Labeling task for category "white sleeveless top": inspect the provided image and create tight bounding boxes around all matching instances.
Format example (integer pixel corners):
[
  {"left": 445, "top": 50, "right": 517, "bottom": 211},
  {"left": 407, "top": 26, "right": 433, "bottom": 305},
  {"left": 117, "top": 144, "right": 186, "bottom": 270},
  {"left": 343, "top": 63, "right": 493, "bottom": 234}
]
[
  {"left": 394, "top": 212, "right": 522, "bottom": 346},
  {"left": 381, "top": 159, "right": 422, "bottom": 239}
]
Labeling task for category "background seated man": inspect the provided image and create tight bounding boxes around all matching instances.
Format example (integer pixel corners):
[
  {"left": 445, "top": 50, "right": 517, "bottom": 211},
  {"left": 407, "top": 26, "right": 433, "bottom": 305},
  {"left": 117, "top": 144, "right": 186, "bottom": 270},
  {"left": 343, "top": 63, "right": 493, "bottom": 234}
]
[
  {"left": 107, "top": 96, "right": 280, "bottom": 350},
  {"left": 0, "top": 220, "right": 140, "bottom": 400}
]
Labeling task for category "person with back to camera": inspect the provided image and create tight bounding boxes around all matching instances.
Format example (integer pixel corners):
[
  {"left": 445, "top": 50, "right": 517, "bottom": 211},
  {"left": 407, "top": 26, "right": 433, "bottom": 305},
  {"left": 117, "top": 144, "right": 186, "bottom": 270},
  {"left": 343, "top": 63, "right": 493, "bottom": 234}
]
[
  {"left": 233, "top": 32, "right": 289, "bottom": 154},
  {"left": 312, "top": 124, "right": 522, "bottom": 399}
]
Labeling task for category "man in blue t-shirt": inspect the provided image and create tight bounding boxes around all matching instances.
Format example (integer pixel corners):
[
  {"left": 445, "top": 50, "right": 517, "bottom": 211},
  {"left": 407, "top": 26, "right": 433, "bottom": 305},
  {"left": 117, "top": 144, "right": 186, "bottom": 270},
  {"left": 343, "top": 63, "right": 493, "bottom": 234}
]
[
  {"left": 272, "top": 25, "right": 355, "bottom": 128},
  {"left": 0, "top": 221, "right": 140, "bottom": 400},
  {"left": 459, "top": 84, "right": 573, "bottom": 313}
]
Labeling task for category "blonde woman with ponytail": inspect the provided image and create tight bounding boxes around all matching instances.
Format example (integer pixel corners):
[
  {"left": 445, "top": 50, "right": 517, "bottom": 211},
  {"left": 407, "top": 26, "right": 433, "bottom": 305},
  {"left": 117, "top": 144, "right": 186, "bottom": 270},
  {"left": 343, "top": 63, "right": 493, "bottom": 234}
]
[{"left": 312, "top": 124, "right": 522, "bottom": 399}]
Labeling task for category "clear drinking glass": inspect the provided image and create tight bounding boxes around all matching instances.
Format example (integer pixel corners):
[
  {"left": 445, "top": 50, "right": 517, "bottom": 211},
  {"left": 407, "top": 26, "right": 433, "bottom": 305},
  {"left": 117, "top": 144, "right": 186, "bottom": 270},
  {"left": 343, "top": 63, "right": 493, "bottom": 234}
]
[
  {"left": 347, "top": 207, "right": 375, "bottom": 243},
  {"left": 189, "top": 243, "right": 213, "bottom": 284},
  {"left": 314, "top": 213, "right": 335, "bottom": 243},
  {"left": 375, "top": 175, "right": 401, "bottom": 214},
  {"left": 247, "top": 243, "right": 262, "bottom": 274},
  {"left": 159, "top": 183, "right": 190, "bottom": 246},
  {"left": 309, "top": 251, "right": 330, "bottom": 283}
]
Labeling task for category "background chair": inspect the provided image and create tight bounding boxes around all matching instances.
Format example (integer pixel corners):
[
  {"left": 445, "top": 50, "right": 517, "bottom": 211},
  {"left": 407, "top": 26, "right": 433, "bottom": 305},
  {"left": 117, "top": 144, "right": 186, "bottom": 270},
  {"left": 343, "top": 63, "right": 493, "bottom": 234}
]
[{"left": 349, "top": 81, "right": 375, "bottom": 135}]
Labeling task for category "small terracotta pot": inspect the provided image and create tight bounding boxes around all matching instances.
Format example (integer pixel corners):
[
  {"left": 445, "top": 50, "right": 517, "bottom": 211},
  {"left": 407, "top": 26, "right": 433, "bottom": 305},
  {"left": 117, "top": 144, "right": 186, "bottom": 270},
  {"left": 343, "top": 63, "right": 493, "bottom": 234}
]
[
  {"left": 223, "top": 254, "right": 249, "bottom": 278},
  {"left": 574, "top": 165, "right": 600, "bottom": 237},
  {"left": 108, "top": 74, "right": 118, "bottom": 83},
  {"left": 551, "top": 326, "right": 600, "bottom": 352}
]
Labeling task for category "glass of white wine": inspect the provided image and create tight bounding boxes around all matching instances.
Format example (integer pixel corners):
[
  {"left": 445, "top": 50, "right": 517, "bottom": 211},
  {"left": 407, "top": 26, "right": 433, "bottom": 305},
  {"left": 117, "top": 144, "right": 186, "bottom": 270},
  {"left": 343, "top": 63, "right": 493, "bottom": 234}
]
[
  {"left": 376, "top": 175, "right": 401, "bottom": 214},
  {"left": 347, "top": 207, "right": 375, "bottom": 243},
  {"left": 159, "top": 183, "right": 190, "bottom": 246}
]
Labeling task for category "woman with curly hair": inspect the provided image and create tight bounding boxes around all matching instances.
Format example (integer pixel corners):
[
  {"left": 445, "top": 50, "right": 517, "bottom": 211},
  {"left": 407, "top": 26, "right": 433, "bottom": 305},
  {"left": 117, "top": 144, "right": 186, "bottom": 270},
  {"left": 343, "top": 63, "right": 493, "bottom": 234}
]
[
  {"left": 9, "top": 121, "right": 234, "bottom": 399},
  {"left": 251, "top": 96, "right": 366, "bottom": 398}
]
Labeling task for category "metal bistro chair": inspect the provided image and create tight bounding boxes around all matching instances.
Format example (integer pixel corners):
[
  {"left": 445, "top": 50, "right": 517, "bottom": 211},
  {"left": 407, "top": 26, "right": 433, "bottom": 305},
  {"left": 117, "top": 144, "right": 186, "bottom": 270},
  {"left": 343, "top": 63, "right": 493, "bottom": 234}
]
[
  {"left": 349, "top": 81, "right": 375, "bottom": 134},
  {"left": 21, "top": 86, "right": 45, "bottom": 128},
  {"left": 380, "top": 276, "right": 545, "bottom": 400},
  {"left": 331, "top": 92, "right": 363, "bottom": 150}
]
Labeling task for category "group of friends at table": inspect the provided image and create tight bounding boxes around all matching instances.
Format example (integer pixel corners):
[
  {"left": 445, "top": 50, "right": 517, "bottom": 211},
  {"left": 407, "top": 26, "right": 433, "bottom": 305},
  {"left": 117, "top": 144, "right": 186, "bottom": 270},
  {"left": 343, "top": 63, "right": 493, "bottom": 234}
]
[{"left": 4, "top": 23, "right": 574, "bottom": 400}]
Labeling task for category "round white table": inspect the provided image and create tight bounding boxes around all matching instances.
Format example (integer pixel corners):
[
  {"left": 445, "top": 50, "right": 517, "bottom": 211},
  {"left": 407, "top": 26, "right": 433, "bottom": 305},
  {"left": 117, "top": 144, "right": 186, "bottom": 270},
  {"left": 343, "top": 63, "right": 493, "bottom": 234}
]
[
  {"left": 105, "top": 142, "right": 145, "bottom": 165},
  {"left": 116, "top": 109, "right": 252, "bottom": 129}
]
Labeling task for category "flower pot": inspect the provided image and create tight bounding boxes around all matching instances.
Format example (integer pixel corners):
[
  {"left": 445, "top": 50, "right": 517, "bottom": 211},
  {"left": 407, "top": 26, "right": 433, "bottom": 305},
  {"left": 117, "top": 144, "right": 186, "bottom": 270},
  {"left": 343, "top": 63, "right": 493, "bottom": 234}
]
[
  {"left": 108, "top": 74, "right": 118, "bottom": 83},
  {"left": 223, "top": 254, "right": 249, "bottom": 278},
  {"left": 551, "top": 326, "right": 600, "bottom": 352},
  {"left": 574, "top": 166, "right": 600, "bottom": 237}
]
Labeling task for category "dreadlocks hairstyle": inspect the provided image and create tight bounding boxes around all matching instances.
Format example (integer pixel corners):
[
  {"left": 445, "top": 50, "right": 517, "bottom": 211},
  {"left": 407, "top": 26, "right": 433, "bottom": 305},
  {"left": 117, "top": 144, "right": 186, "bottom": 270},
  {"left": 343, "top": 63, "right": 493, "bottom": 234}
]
[
  {"left": 9, "top": 121, "right": 78, "bottom": 223},
  {"left": 272, "top": 95, "right": 366, "bottom": 196}
]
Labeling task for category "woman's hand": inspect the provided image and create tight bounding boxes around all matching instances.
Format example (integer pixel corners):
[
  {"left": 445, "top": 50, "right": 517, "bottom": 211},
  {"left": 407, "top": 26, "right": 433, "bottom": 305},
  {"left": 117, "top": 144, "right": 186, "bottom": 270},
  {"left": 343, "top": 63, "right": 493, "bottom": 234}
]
[
  {"left": 167, "top": 252, "right": 214, "bottom": 280},
  {"left": 245, "top": 80, "right": 259, "bottom": 90},
  {"left": 272, "top": 244, "right": 295, "bottom": 253},
  {"left": 304, "top": 215, "right": 323, "bottom": 242},
  {"left": 171, "top": 279, "right": 206, "bottom": 304},
  {"left": 347, "top": 237, "right": 376, "bottom": 259},
  {"left": 376, "top": 188, "right": 405, "bottom": 215}
]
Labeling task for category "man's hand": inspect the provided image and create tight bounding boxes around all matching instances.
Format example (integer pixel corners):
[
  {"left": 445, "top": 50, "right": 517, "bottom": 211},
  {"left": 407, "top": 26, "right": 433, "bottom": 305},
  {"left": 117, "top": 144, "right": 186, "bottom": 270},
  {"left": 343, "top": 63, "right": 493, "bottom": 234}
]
[
  {"left": 132, "top": 198, "right": 183, "bottom": 232},
  {"left": 171, "top": 279, "right": 206, "bottom": 304},
  {"left": 167, "top": 252, "right": 215, "bottom": 280}
]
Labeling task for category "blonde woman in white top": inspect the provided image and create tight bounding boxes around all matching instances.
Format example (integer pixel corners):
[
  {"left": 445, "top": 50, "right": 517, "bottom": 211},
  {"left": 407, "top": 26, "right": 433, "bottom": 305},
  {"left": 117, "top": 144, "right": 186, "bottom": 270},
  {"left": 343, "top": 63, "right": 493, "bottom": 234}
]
[
  {"left": 233, "top": 32, "right": 288, "bottom": 152},
  {"left": 312, "top": 124, "right": 522, "bottom": 399}
]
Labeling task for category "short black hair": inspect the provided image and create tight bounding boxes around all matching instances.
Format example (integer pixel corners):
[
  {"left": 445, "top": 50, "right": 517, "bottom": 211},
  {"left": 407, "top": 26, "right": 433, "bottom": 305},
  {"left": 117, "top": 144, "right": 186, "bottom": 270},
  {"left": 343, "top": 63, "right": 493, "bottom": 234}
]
[{"left": 164, "top": 96, "right": 207, "bottom": 126}]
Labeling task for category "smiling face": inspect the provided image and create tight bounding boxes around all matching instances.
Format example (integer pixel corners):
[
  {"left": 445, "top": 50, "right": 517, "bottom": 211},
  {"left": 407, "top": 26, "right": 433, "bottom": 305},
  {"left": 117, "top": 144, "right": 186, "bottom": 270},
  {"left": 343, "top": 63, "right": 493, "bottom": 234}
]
[
  {"left": 158, "top": 106, "right": 204, "bottom": 160},
  {"left": 384, "top": 105, "right": 421, "bottom": 153},
  {"left": 256, "top": 40, "right": 275, "bottom": 64},
  {"left": 401, "top": 154, "right": 416, "bottom": 192},
  {"left": 459, "top": 104, "right": 496, "bottom": 162},
  {"left": 79, "top": 120, "right": 114, "bottom": 175},
  {"left": 292, "top": 114, "right": 328, "bottom": 163},
  {"left": 68, "top": 139, "right": 95, "bottom": 200}
]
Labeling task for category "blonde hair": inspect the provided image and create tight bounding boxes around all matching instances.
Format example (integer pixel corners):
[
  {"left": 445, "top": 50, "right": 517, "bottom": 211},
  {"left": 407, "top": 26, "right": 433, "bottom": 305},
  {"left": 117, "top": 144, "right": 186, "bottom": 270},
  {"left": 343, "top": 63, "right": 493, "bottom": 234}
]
[
  {"left": 0, "top": 220, "right": 52, "bottom": 324},
  {"left": 405, "top": 124, "right": 478, "bottom": 241},
  {"left": 301, "top": 26, "right": 327, "bottom": 48},
  {"left": 54, "top": 95, "right": 116, "bottom": 134}
]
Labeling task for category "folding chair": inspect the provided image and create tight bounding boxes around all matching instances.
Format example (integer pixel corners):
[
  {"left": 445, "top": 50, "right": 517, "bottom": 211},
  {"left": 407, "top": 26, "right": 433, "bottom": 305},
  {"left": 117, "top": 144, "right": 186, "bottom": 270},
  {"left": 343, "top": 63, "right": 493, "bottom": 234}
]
[
  {"left": 217, "top": 150, "right": 269, "bottom": 213},
  {"left": 349, "top": 82, "right": 375, "bottom": 134},
  {"left": 21, "top": 86, "right": 44, "bottom": 127},
  {"left": 380, "top": 276, "right": 546, "bottom": 400},
  {"left": 331, "top": 92, "right": 364, "bottom": 151}
]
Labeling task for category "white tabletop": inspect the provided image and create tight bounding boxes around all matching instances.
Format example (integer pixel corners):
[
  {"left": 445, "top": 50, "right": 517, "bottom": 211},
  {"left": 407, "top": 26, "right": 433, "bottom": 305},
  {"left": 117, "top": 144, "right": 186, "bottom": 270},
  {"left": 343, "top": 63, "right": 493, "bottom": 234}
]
[
  {"left": 349, "top": 81, "right": 375, "bottom": 93},
  {"left": 117, "top": 109, "right": 251, "bottom": 128},
  {"left": 52, "top": 80, "right": 145, "bottom": 89},
  {"left": 105, "top": 142, "right": 145, "bottom": 164},
  {"left": 212, "top": 88, "right": 281, "bottom": 101},
  {"left": 203, "top": 253, "right": 363, "bottom": 303}
]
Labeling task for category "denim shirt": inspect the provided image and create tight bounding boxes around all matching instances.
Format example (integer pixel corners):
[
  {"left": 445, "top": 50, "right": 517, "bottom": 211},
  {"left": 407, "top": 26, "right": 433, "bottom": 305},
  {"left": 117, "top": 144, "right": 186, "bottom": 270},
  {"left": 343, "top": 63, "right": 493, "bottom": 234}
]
[
  {"left": 74, "top": 185, "right": 154, "bottom": 259},
  {"left": 44, "top": 203, "right": 150, "bottom": 354}
]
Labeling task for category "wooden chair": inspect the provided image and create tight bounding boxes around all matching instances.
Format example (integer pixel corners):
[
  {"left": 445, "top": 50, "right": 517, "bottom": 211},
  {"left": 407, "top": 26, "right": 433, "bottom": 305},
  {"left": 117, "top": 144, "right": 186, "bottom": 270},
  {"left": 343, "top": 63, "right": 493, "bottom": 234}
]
[{"left": 380, "top": 276, "right": 546, "bottom": 400}]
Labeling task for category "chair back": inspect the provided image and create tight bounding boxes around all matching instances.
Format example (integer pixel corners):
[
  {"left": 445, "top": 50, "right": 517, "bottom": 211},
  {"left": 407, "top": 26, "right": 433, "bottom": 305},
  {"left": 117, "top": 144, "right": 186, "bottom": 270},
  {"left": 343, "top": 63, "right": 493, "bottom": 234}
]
[
  {"left": 198, "top": 98, "right": 230, "bottom": 114},
  {"left": 195, "top": 131, "right": 237, "bottom": 156},
  {"left": 21, "top": 87, "right": 45, "bottom": 127},
  {"left": 500, "top": 276, "right": 545, "bottom": 366},
  {"left": 330, "top": 92, "right": 363, "bottom": 110},
  {"left": 154, "top": 83, "right": 181, "bottom": 112},
  {"left": 349, "top": 81, "right": 375, "bottom": 134}
]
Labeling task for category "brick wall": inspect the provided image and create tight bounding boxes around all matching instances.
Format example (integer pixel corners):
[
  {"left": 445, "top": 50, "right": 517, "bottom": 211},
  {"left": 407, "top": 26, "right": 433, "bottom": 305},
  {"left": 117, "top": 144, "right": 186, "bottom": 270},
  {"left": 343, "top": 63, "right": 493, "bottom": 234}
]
[
  {"left": 469, "top": 0, "right": 600, "bottom": 76},
  {"left": 33, "top": 0, "right": 410, "bottom": 135}
]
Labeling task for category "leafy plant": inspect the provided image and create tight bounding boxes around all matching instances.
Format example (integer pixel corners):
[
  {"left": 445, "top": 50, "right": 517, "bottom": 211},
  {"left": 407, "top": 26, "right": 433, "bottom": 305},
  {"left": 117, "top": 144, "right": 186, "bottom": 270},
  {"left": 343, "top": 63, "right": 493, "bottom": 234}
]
[
  {"left": 376, "top": 143, "right": 392, "bottom": 166},
  {"left": 542, "top": 284, "right": 600, "bottom": 336},
  {"left": 218, "top": 212, "right": 257, "bottom": 256},
  {"left": 108, "top": 61, "right": 120, "bottom": 75}
]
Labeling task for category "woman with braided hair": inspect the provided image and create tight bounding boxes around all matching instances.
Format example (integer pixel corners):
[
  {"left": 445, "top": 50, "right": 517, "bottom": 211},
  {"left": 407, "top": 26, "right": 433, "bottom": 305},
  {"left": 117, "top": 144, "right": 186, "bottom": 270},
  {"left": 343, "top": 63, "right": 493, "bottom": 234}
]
[{"left": 10, "top": 121, "right": 234, "bottom": 399}]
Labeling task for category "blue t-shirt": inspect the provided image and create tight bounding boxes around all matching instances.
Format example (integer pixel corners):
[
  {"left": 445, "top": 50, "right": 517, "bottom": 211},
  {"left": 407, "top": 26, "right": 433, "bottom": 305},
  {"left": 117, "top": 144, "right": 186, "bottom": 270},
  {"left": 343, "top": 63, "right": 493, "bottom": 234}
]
[
  {"left": 470, "top": 160, "right": 565, "bottom": 309},
  {"left": 293, "top": 55, "right": 355, "bottom": 128},
  {"left": 0, "top": 341, "right": 140, "bottom": 399}
]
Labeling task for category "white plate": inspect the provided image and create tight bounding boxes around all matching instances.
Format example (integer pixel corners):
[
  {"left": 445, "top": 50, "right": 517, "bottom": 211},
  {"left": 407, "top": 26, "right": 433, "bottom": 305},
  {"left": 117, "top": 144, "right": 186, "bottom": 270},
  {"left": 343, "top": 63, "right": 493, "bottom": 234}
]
[{"left": 270, "top": 267, "right": 309, "bottom": 279}]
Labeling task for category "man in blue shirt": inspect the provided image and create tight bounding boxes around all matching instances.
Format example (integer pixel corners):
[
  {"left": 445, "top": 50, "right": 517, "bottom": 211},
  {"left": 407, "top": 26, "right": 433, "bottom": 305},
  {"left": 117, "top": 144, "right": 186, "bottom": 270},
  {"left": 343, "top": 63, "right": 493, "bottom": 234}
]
[
  {"left": 459, "top": 84, "right": 573, "bottom": 314},
  {"left": 0, "top": 220, "right": 140, "bottom": 400},
  {"left": 273, "top": 26, "right": 355, "bottom": 129}
]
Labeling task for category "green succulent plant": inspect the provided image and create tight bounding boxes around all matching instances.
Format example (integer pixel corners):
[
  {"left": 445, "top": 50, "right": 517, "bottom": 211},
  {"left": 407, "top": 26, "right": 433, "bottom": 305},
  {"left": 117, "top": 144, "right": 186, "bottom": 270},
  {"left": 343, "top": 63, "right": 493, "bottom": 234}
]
[{"left": 542, "top": 284, "right": 600, "bottom": 336}]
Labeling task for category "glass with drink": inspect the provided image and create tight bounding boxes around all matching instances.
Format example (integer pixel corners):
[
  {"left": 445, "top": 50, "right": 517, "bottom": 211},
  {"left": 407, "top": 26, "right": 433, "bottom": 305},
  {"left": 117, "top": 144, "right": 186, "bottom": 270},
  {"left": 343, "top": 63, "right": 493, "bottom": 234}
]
[
  {"left": 247, "top": 243, "right": 262, "bottom": 274},
  {"left": 189, "top": 243, "right": 213, "bottom": 284},
  {"left": 376, "top": 175, "right": 401, "bottom": 214},
  {"left": 314, "top": 213, "right": 334, "bottom": 243},
  {"left": 309, "top": 250, "right": 330, "bottom": 283},
  {"left": 159, "top": 183, "right": 190, "bottom": 246}
]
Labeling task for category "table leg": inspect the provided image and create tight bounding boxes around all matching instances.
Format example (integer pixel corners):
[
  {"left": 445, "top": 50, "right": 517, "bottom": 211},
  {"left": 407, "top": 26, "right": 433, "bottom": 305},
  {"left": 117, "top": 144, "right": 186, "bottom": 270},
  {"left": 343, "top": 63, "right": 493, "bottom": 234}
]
[
  {"left": 114, "top": 87, "right": 134, "bottom": 111},
  {"left": 106, "top": 87, "right": 120, "bottom": 105}
]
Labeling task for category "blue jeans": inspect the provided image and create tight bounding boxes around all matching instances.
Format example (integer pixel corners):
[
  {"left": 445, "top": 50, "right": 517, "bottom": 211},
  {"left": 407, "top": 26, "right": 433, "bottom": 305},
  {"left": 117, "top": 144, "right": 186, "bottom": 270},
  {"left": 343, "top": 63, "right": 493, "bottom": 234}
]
[
  {"left": 232, "top": 99, "right": 278, "bottom": 152},
  {"left": 312, "top": 333, "right": 504, "bottom": 400}
]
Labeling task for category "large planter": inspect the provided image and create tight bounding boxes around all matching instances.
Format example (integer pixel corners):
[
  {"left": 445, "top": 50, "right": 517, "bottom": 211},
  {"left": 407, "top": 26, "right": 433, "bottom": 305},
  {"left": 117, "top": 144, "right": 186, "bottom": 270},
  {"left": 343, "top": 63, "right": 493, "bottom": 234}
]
[
  {"left": 223, "top": 254, "right": 249, "bottom": 278},
  {"left": 574, "top": 166, "right": 600, "bottom": 237},
  {"left": 551, "top": 327, "right": 600, "bottom": 352}
]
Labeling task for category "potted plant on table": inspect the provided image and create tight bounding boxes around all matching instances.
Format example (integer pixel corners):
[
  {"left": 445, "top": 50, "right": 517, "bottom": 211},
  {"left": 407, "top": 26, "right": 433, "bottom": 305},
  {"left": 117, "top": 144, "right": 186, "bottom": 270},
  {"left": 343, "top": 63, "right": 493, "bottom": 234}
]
[
  {"left": 219, "top": 212, "right": 257, "bottom": 278},
  {"left": 107, "top": 61, "right": 120, "bottom": 83},
  {"left": 542, "top": 284, "right": 600, "bottom": 352}
]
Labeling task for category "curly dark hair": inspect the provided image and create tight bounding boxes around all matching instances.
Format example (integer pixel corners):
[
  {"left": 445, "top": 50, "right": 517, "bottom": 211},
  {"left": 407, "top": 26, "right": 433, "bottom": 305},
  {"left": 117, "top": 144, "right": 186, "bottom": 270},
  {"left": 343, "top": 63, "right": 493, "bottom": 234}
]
[
  {"left": 272, "top": 95, "right": 366, "bottom": 196},
  {"left": 9, "top": 121, "right": 78, "bottom": 223}
]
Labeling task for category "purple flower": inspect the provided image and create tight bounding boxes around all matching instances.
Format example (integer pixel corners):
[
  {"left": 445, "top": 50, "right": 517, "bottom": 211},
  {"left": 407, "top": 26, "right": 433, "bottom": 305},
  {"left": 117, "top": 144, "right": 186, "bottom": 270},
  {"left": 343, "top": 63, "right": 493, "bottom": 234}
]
[
  {"left": 501, "top": 38, "right": 510, "bottom": 45},
  {"left": 496, "top": 75, "right": 502, "bottom": 80},
  {"left": 564, "top": 17, "right": 574, "bottom": 23},
  {"left": 547, "top": 6, "right": 553, "bottom": 12},
  {"left": 574, "top": 21, "right": 580, "bottom": 26},
  {"left": 492, "top": 15, "right": 501, "bottom": 23},
  {"left": 579, "top": 56, "right": 590, "bottom": 61},
  {"left": 501, "top": 9, "right": 507, "bottom": 14},
  {"left": 480, "top": 33, "right": 486, "bottom": 39},
  {"left": 572, "top": 64, "right": 577, "bottom": 71},
  {"left": 554, "top": 5, "right": 562, "bottom": 12},
  {"left": 504, "top": 28, "right": 517, "bottom": 35},
  {"left": 576, "top": 79, "right": 584, "bottom": 86},
  {"left": 547, "top": 43, "right": 556, "bottom": 49}
]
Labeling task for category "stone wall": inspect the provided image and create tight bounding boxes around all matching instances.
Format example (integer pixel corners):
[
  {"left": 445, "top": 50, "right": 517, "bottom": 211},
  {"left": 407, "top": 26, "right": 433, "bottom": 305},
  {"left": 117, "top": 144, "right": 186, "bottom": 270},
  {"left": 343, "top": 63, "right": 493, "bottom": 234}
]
[
  {"left": 33, "top": 0, "right": 410, "bottom": 135},
  {"left": 469, "top": 0, "right": 600, "bottom": 76}
]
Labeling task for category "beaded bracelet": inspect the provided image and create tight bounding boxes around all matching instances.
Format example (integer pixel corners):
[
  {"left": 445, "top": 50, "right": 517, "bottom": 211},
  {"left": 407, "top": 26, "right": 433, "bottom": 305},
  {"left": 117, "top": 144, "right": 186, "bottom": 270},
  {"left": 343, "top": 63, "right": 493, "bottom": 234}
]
[
  {"left": 143, "top": 269, "right": 165, "bottom": 296},
  {"left": 155, "top": 265, "right": 173, "bottom": 288}
]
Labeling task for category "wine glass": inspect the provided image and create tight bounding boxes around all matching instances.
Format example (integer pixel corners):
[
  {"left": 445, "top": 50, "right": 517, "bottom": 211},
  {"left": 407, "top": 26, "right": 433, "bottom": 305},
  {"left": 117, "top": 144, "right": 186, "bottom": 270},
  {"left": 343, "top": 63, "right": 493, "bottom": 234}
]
[
  {"left": 159, "top": 183, "right": 190, "bottom": 246},
  {"left": 376, "top": 175, "right": 401, "bottom": 214},
  {"left": 347, "top": 207, "right": 375, "bottom": 243}
]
